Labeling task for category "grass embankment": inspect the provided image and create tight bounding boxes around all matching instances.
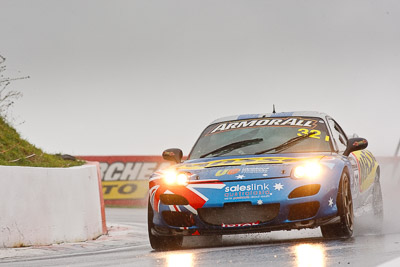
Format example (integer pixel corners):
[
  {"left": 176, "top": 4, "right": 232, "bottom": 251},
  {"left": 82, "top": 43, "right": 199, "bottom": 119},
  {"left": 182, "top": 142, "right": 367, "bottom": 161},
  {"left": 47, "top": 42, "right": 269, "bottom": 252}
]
[{"left": 0, "top": 117, "right": 84, "bottom": 167}]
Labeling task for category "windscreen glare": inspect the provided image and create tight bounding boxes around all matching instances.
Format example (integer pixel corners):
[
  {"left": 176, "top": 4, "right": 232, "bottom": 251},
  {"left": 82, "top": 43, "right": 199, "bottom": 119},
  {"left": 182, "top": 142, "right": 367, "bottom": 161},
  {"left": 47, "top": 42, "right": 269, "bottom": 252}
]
[{"left": 189, "top": 117, "right": 332, "bottom": 159}]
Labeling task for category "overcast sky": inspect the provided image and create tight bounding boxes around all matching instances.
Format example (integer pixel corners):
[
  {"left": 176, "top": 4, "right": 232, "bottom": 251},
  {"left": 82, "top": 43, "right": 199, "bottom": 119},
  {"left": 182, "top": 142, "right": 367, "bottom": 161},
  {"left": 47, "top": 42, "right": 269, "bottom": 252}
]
[{"left": 1, "top": 0, "right": 400, "bottom": 156}]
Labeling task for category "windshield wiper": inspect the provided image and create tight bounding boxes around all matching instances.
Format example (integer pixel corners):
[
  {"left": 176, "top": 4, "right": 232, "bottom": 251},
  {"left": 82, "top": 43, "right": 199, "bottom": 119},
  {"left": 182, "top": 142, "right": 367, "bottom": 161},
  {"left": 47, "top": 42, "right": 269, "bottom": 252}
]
[
  {"left": 200, "top": 138, "right": 263, "bottom": 158},
  {"left": 255, "top": 132, "right": 315, "bottom": 155}
]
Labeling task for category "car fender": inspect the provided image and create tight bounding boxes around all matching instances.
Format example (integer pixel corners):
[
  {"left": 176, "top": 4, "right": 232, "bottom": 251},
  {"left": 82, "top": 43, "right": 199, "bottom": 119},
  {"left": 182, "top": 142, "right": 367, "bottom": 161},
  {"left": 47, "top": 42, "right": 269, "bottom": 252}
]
[{"left": 349, "top": 150, "right": 379, "bottom": 193}]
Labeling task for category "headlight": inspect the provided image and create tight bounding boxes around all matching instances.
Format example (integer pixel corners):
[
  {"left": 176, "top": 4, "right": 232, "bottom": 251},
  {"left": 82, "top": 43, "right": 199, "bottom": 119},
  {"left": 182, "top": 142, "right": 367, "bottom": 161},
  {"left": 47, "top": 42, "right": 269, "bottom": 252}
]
[
  {"left": 163, "top": 170, "right": 189, "bottom": 185},
  {"left": 293, "top": 162, "right": 322, "bottom": 179}
]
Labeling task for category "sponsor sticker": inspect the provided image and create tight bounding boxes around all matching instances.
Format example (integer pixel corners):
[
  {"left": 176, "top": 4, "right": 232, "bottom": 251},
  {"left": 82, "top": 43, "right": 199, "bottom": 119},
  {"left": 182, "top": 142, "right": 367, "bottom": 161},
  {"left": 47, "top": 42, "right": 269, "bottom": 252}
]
[
  {"left": 222, "top": 221, "right": 260, "bottom": 228},
  {"left": 215, "top": 168, "right": 241, "bottom": 176},
  {"left": 351, "top": 150, "right": 378, "bottom": 192},
  {"left": 241, "top": 167, "right": 269, "bottom": 175},
  {"left": 224, "top": 183, "right": 271, "bottom": 200}
]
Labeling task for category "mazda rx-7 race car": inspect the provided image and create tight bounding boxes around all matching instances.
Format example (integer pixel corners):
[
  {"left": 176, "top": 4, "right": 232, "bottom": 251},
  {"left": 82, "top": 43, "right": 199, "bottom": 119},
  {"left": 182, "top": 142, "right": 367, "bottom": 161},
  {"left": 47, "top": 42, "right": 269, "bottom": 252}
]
[{"left": 148, "top": 111, "right": 383, "bottom": 250}]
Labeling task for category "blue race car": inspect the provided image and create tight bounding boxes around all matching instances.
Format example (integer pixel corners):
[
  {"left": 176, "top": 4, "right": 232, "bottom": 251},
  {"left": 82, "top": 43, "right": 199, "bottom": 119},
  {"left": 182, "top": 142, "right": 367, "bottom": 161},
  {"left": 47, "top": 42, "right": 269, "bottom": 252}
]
[{"left": 148, "top": 111, "right": 383, "bottom": 250}]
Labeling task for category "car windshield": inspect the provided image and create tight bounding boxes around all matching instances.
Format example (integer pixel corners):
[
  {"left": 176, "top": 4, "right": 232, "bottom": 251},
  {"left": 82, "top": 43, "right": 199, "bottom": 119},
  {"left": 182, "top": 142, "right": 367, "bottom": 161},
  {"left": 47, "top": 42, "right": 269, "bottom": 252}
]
[{"left": 189, "top": 116, "right": 332, "bottom": 159}]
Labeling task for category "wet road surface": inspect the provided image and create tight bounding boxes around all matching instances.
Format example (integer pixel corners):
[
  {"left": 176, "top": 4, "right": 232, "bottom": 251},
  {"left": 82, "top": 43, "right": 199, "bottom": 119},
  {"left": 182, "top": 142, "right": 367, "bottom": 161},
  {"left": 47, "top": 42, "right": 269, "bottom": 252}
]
[{"left": 1, "top": 207, "right": 400, "bottom": 267}]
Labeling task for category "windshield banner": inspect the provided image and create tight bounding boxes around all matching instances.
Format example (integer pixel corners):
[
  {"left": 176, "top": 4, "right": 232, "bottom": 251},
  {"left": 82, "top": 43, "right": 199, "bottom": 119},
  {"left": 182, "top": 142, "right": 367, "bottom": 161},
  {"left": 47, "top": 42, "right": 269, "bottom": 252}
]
[{"left": 209, "top": 117, "right": 318, "bottom": 135}]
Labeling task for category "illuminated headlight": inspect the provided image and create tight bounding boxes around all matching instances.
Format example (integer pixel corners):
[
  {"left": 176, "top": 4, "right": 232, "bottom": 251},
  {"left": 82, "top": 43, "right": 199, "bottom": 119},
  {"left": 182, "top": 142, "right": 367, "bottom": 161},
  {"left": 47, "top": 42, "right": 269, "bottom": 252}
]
[
  {"left": 293, "top": 162, "right": 322, "bottom": 179},
  {"left": 163, "top": 170, "right": 189, "bottom": 185}
]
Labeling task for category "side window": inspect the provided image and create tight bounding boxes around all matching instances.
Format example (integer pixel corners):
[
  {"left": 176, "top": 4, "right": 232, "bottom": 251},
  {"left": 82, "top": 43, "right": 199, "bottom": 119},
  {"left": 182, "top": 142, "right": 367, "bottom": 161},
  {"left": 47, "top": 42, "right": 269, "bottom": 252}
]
[{"left": 327, "top": 119, "right": 348, "bottom": 152}]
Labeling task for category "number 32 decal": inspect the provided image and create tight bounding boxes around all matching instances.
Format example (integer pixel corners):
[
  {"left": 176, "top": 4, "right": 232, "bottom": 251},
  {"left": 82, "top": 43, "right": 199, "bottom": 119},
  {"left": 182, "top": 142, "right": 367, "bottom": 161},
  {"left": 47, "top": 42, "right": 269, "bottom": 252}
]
[{"left": 297, "top": 129, "right": 330, "bottom": 142}]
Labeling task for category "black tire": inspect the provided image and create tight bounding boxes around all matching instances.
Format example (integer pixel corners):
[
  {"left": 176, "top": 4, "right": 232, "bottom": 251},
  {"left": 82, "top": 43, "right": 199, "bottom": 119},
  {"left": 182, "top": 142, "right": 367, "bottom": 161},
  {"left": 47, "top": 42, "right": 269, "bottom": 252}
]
[
  {"left": 147, "top": 200, "right": 183, "bottom": 251},
  {"left": 321, "top": 171, "right": 354, "bottom": 239}
]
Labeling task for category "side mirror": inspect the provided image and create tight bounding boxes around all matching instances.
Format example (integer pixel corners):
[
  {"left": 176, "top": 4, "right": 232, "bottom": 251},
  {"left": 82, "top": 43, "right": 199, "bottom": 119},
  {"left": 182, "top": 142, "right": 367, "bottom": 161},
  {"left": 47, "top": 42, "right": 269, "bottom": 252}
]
[
  {"left": 162, "top": 148, "right": 183, "bottom": 164},
  {"left": 344, "top": 138, "right": 368, "bottom": 156}
]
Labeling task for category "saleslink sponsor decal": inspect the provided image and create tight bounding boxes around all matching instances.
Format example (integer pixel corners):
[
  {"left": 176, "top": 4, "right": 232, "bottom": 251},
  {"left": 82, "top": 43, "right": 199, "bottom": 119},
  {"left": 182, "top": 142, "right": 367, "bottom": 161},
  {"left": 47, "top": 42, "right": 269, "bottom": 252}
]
[
  {"left": 179, "top": 156, "right": 319, "bottom": 170},
  {"left": 224, "top": 183, "right": 271, "bottom": 200}
]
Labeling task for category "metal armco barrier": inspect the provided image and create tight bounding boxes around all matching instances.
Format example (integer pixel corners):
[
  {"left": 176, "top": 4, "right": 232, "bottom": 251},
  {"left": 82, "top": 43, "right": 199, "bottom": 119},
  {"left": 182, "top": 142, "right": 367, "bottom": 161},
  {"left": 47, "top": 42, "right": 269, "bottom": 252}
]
[{"left": 79, "top": 156, "right": 171, "bottom": 207}]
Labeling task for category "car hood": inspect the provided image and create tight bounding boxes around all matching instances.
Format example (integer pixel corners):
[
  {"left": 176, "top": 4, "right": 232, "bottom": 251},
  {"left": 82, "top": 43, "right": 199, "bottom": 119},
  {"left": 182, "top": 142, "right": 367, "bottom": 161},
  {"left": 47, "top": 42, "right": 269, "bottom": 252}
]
[{"left": 170, "top": 153, "right": 335, "bottom": 182}]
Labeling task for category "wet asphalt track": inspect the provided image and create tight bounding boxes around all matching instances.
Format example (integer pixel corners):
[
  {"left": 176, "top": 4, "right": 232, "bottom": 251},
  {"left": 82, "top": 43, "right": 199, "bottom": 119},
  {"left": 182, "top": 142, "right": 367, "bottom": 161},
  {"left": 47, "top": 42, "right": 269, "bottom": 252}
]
[{"left": 1, "top": 206, "right": 400, "bottom": 267}]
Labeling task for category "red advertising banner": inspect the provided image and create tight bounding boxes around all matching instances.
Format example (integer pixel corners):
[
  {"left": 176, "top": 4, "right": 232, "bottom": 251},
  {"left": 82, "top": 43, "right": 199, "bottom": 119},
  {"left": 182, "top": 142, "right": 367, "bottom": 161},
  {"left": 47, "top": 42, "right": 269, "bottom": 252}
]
[{"left": 79, "top": 156, "right": 171, "bottom": 207}]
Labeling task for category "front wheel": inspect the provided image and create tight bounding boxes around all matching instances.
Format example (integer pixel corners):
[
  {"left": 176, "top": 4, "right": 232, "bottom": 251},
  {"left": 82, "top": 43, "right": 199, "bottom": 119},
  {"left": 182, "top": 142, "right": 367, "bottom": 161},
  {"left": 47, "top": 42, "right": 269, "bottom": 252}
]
[
  {"left": 148, "top": 200, "right": 183, "bottom": 251},
  {"left": 321, "top": 171, "right": 354, "bottom": 239}
]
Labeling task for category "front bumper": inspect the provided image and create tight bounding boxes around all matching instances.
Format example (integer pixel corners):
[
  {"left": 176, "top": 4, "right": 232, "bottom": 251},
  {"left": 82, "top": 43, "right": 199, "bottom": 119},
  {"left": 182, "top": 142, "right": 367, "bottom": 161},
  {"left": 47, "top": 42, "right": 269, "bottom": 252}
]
[
  {"left": 152, "top": 215, "right": 340, "bottom": 237},
  {"left": 150, "top": 176, "right": 340, "bottom": 237}
]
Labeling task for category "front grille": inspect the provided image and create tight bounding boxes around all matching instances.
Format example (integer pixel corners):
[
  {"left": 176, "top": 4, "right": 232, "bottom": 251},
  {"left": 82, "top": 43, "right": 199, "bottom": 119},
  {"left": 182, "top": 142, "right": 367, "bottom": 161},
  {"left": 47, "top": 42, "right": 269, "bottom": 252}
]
[
  {"left": 162, "top": 211, "right": 195, "bottom": 227},
  {"left": 198, "top": 202, "right": 280, "bottom": 226},
  {"left": 288, "top": 201, "right": 320, "bottom": 221}
]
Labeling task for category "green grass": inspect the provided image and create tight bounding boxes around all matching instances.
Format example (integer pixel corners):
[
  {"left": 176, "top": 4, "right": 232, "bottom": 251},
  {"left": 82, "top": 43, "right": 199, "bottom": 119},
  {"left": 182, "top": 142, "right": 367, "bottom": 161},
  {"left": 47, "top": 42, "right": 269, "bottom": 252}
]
[{"left": 0, "top": 116, "right": 84, "bottom": 167}]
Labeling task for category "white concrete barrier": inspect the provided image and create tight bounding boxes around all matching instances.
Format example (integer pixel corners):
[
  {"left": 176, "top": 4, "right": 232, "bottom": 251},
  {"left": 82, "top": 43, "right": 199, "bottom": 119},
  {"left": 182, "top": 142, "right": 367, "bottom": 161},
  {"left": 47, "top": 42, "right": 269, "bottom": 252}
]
[{"left": 0, "top": 164, "right": 105, "bottom": 248}]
